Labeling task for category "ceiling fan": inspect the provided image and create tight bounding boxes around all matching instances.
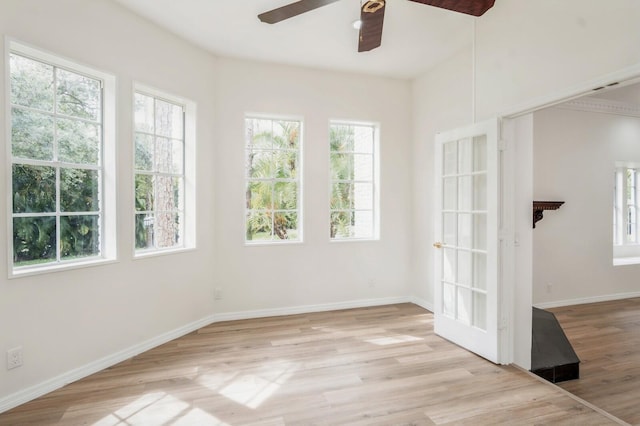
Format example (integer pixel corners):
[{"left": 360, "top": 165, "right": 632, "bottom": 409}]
[{"left": 258, "top": 0, "right": 496, "bottom": 52}]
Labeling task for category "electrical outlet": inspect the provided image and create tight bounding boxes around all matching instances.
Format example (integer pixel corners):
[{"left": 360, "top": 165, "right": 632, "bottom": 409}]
[
  {"left": 546, "top": 283, "right": 553, "bottom": 294},
  {"left": 7, "top": 346, "right": 23, "bottom": 370},
  {"left": 214, "top": 288, "right": 222, "bottom": 300}
]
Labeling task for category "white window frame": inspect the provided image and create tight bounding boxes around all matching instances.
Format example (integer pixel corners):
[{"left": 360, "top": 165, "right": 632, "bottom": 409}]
[
  {"left": 6, "top": 40, "right": 116, "bottom": 278},
  {"left": 329, "top": 120, "right": 380, "bottom": 242},
  {"left": 613, "top": 163, "right": 640, "bottom": 265},
  {"left": 244, "top": 114, "right": 303, "bottom": 245},
  {"left": 133, "top": 83, "right": 196, "bottom": 258}
]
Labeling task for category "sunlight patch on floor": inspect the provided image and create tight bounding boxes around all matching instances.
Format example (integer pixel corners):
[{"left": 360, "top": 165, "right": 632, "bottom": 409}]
[
  {"left": 218, "top": 363, "right": 298, "bottom": 409},
  {"left": 172, "top": 407, "right": 230, "bottom": 425},
  {"left": 364, "top": 334, "right": 423, "bottom": 346},
  {"left": 91, "top": 392, "right": 229, "bottom": 425},
  {"left": 196, "top": 371, "right": 239, "bottom": 393}
]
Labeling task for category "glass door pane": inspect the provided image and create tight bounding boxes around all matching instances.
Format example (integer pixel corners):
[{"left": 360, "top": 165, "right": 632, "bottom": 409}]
[{"left": 440, "top": 135, "right": 489, "bottom": 330}]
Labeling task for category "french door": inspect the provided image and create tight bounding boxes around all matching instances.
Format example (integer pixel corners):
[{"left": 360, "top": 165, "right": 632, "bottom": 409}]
[{"left": 433, "top": 118, "right": 502, "bottom": 364}]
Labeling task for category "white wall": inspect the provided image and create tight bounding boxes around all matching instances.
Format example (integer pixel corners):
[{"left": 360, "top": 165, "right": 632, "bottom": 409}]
[
  {"left": 411, "top": 0, "right": 640, "bottom": 306},
  {"left": 0, "top": 0, "right": 414, "bottom": 410},
  {"left": 0, "top": 0, "right": 217, "bottom": 407},
  {"left": 475, "top": 0, "right": 640, "bottom": 118},
  {"left": 533, "top": 106, "right": 640, "bottom": 305},
  {"left": 213, "top": 58, "right": 413, "bottom": 314},
  {"left": 411, "top": 48, "right": 473, "bottom": 307}
]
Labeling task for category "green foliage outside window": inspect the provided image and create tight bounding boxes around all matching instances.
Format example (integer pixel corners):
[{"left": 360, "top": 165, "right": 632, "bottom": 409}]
[
  {"left": 134, "top": 93, "right": 185, "bottom": 251},
  {"left": 330, "top": 123, "right": 376, "bottom": 239},
  {"left": 10, "top": 53, "right": 102, "bottom": 267},
  {"left": 245, "top": 119, "right": 300, "bottom": 241}
]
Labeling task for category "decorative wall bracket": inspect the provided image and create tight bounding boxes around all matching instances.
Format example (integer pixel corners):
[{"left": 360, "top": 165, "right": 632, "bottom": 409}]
[{"left": 533, "top": 201, "right": 564, "bottom": 228}]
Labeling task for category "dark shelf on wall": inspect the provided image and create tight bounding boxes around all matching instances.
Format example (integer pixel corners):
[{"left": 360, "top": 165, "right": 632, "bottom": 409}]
[{"left": 533, "top": 201, "right": 564, "bottom": 228}]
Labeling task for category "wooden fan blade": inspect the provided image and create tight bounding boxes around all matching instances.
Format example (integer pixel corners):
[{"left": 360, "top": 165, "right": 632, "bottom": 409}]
[
  {"left": 358, "top": 0, "right": 386, "bottom": 52},
  {"left": 408, "top": 0, "right": 495, "bottom": 16},
  {"left": 258, "top": 0, "right": 340, "bottom": 24}
]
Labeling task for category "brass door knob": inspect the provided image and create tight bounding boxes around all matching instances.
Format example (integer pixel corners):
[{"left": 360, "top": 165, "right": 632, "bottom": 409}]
[{"left": 433, "top": 242, "right": 443, "bottom": 249}]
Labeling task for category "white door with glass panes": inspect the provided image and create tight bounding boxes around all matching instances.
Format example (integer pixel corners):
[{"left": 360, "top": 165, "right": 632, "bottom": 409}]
[{"left": 433, "top": 119, "right": 502, "bottom": 364}]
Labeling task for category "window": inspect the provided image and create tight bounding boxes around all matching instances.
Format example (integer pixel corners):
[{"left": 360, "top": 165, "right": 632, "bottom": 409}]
[
  {"left": 245, "top": 116, "right": 301, "bottom": 243},
  {"left": 8, "top": 43, "right": 115, "bottom": 275},
  {"left": 329, "top": 121, "right": 379, "bottom": 240},
  {"left": 613, "top": 165, "right": 640, "bottom": 264},
  {"left": 133, "top": 90, "right": 187, "bottom": 253}
]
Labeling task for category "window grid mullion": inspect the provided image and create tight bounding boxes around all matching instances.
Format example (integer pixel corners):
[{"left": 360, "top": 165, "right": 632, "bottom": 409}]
[
  {"left": 10, "top": 104, "right": 101, "bottom": 126},
  {"left": 632, "top": 169, "right": 637, "bottom": 243},
  {"left": 54, "top": 65, "right": 61, "bottom": 263},
  {"left": 12, "top": 157, "right": 102, "bottom": 171},
  {"left": 98, "top": 84, "right": 105, "bottom": 254},
  {"left": 152, "top": 97, "right": 158, "bottom": 249},
  {"left": 333, "top": 179, "right": 373, "bottom": 184},
  {"left": 623, "top": 169, "right": 629, "bottom": 242},
  {"left": 135, "top": 169, "right": 182, "bottom": 178},
  {"left": 55, "top": 167, "right": 62, "bottom": 262},
  {"left": 635, "top": 170, "right": 640, "bottom": 243},
  {"left": 181, "top": 109, "right": 186, "bottom": 243},
  {"left": 615, "top": 169, "right": 624, "bottom": 245}
]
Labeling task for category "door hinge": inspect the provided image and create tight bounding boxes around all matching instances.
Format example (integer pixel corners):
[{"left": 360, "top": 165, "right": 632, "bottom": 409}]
[{"left": 498, "top": 138, "right": 507, "bottom": 151}]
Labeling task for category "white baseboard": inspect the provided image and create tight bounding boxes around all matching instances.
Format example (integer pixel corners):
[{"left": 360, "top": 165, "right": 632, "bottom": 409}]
[
  {"left": 534, "top": 291, "right": 640, "bottom": 309},
  {"left": 0, "top": 295, "right": 412, "bottom": 414},
  {"left": 211, "top": 296, "right": 411, "bottom": 322},
  {"left": 409, "top": 295, "right": 434, "bottom": 312}
]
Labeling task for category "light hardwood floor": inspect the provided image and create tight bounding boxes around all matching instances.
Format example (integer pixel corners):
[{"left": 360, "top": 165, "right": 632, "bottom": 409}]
[
  {"left": 551, "top": 297, "right": 640, "bottom": 425},
  {"left": 0, "top": 304, "right": 623, "bottom": 425}
]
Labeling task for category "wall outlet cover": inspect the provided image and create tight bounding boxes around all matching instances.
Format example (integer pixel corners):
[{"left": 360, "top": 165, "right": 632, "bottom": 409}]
[{"left": 7, "top": 346, "right": 23, "bottom": 370}]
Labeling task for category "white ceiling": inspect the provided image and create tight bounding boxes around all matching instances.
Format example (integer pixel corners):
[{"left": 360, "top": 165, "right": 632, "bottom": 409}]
[{"left": 113, "top": 0, "right": 477, "bottom": 79}]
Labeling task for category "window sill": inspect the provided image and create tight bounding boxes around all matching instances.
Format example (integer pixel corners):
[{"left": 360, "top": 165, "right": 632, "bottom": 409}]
[
  {"left": 330, "top": 237, "right": 380, "bottom": 243},
  {"left": 613, "top": 256, "right": 640, "bottom": 266},
  {"left": 245, "top": 240, "right": 303, "bottom": 247},
  {"left": 9, "top": 257, "right": 118, "bottom": 279},
  {"left": 134, "top": 246, "right": 196, "bottom": 260}
]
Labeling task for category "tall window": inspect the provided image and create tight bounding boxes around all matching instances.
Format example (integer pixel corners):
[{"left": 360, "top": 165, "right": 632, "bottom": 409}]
[
  {"left": 134, "top": 91, "right": 186, "bottom": 252},
  {"left": 329, "top": 121, "right": 379, "bottom": 240},
  {"left": 613, "top": 165, "right": 640, "bottom": 264},
  {"left": 9, "top": 46, "right": 113, "bottom": 273},
  {"left": 245, "top": 116, "right": 301, "bottom": 243},
  {"left": 614, "top": 166, "right": 640, "bottom": 245}
]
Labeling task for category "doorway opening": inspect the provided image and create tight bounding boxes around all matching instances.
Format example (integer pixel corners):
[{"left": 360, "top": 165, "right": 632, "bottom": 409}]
[{"left": 507, "top": 77, "right": 640, "bottom": 424}]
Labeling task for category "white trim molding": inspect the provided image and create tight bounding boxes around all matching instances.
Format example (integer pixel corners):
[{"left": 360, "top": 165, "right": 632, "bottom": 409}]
[
  {"left": 556, "top": 96, "right": 640, "bottom": 118},
  {"left": 534, "top": 291, "right": 640, "bottom": 310},
  {"left": 211, "top": 296, "right": 411, "bottom": 323},
  {"left": 409, "top": 295, "right": 434, "bottom": 313}
]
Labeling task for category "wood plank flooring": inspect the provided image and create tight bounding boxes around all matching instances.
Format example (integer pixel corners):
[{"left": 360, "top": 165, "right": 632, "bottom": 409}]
[
  {"left": 0, "top": 304, "right": 620, "bottom": 425},
  {"left": 550, "top": 297, "right": 640, "bottom": 425}
]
